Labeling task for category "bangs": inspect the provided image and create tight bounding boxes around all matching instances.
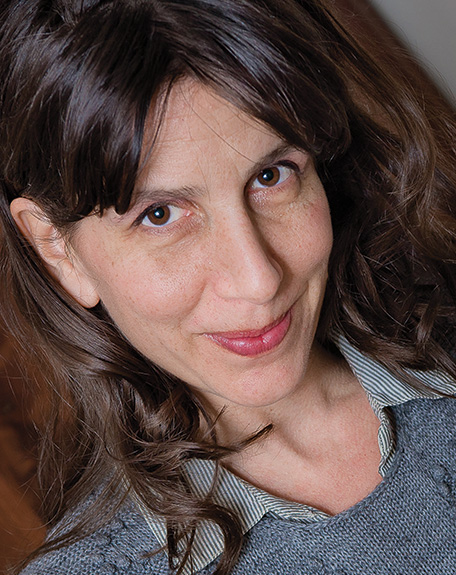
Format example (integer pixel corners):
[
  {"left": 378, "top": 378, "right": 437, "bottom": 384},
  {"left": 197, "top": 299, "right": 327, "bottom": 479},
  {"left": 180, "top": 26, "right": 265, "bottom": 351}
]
[{"left": 2, "top": 0, "right": 353, "bottom": 225}]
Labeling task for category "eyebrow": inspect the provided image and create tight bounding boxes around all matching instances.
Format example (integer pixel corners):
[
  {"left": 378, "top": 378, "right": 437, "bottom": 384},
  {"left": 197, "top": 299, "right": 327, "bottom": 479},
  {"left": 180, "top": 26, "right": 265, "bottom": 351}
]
[
  {"left": 129, "top": 184, "right": 202, "bottom": 211},
  {"left": 244, "top": 143, "right": 299, "bottom": 174},
  {"left": 129, "top": 142, "right": 300, "bottom": 209}
]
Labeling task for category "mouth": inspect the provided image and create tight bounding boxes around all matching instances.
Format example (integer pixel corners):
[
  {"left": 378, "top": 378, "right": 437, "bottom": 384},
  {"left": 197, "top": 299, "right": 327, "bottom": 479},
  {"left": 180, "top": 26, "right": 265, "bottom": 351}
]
[{"left": 204, "top": 308, "right": 292, "bottom": 357}]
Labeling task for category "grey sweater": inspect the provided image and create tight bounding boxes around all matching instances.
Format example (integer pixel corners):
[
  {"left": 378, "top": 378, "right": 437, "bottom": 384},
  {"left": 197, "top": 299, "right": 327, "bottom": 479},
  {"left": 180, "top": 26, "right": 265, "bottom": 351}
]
[{"left": 20, "top": 397, "right": 456, "bottom": 574}]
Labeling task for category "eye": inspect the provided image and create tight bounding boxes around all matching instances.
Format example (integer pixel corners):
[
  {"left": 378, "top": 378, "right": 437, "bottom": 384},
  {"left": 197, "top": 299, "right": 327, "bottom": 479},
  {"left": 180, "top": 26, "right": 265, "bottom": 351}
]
[
  {"left": 250, "top": 165, "right": 295, "bottom": 191},
  {"left": 141, "top": 203, "right": 188, "bottom": 228}
]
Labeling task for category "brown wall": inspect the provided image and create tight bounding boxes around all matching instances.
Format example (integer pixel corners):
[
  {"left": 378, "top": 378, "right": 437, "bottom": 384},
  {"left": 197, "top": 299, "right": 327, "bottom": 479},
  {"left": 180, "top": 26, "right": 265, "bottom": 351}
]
[{"left": 0, "top": 335, "right": 45, "bottom": 572}]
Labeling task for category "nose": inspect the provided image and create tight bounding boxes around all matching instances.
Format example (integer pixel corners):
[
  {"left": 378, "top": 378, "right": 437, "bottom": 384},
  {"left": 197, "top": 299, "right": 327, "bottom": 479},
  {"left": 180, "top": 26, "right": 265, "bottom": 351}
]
[{"left": 209, "top": 211, "right": 283, "bottom": 304}]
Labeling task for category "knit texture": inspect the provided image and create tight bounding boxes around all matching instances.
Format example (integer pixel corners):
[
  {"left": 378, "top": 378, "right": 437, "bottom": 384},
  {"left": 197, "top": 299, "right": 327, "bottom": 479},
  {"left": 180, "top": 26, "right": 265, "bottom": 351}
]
[{"left": 20, "top": 397, "right": 456, "bottom": 574}]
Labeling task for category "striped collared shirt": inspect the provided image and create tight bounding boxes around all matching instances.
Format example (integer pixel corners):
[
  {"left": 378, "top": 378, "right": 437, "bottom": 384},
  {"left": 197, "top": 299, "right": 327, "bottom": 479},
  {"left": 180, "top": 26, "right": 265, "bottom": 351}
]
[{"left": 139, "top": 337, "right": 456, "bottom": 574}]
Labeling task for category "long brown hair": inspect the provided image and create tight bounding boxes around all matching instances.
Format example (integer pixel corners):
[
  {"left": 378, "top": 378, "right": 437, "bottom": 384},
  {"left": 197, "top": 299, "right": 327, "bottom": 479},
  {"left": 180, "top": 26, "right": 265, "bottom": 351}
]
[{"left": 1, "top": 0, "right": 455, "bottom": 573}]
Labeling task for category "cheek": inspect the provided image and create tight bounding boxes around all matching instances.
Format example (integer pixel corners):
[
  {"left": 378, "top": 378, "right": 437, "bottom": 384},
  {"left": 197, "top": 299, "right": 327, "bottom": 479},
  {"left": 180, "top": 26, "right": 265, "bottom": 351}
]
[
  {"left": 279, "top": 196, "right": 333, "bottom": 275},
  {"left": 308, "top": 198, "right": 333, "bottom": 262},
  {"left": 97, "top": 253, "right": 206, "bottom": 329}
]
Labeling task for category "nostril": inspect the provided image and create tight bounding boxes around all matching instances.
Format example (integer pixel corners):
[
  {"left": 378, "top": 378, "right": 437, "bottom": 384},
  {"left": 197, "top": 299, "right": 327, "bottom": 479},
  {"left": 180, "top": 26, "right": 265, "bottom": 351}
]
[{"left": 212, "top": 237, "right": 282, "bottom": 304}]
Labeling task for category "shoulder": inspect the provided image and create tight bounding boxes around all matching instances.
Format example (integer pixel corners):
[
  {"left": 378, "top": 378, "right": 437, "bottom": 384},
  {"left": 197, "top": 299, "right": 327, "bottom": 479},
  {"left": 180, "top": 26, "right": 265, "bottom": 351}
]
[
  {"left": 395, "top": 395, "right": 456, "bottom": 423},
  {"left": 394, "top": 396, "right": 456, "bottom": 452},
  {"left": 19, "top": 496, "right": 169, "bottom": 575}
]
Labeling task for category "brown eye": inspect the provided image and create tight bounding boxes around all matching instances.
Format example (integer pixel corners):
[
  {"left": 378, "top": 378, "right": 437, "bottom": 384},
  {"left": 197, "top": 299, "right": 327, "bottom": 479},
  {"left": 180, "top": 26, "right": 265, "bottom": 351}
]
[
  {"left": 250, "top": 165, "right": 294, "bottom": 192},
  {"left": 145, "top": 205, "right": 171, "bottom": 226},
  {"left": 140, "top": 204, "right": 190, "bottom": 229},
  {"left": 257, "top": 167, "right": 280, "bottom": 187}
]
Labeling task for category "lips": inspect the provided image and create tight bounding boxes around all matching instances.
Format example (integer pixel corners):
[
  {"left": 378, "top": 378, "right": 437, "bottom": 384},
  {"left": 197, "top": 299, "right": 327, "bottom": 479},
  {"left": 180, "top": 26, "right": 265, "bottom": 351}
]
[{"left": 205, "top": 309, "right": 292, "bottom": 357}]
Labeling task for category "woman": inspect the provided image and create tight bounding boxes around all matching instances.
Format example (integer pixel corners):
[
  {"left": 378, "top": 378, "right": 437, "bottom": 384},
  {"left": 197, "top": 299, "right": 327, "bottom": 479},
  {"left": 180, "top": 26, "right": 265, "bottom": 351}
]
[{"left": 1, "top": 0, "right": 455, "bottom": 573}]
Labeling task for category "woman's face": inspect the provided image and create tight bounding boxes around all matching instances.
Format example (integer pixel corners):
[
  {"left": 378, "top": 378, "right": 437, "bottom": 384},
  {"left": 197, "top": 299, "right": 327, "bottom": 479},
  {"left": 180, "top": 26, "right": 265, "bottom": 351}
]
[{"left": 67, "top": 81, "right": 333, "bottom": 411}]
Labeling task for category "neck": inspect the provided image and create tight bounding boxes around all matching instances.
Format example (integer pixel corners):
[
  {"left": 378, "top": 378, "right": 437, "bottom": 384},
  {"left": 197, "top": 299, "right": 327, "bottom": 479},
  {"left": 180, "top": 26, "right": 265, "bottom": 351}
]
[
  {"left": 212, "top": 342, "right": 360, "bottom": 451},
  {"left": 211, "top": 345, "right": 382, "bottom": 513}
]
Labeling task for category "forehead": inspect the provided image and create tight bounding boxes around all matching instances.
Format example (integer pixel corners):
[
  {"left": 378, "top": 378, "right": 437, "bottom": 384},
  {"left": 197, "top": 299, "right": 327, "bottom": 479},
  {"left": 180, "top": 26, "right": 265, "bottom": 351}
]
[{"left": 135, "top": 80, "right": 283, "bottom": 190}]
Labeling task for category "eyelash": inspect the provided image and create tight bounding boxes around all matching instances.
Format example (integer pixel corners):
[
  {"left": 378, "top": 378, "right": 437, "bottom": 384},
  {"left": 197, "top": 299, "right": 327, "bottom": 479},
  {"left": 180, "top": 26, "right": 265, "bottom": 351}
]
[
  {"left": 135, "top": 160, "right": 300, "bottom": 230},
  {"left": 248, "top": 162, "right": 298, "bottom": 192},
  {"left": 137, "top": 203, "right": 190, "bottom": 229}
]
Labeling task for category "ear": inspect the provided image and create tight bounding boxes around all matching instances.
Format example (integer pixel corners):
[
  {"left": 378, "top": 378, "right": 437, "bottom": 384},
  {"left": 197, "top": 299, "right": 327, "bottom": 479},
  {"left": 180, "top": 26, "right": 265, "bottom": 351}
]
[{"left": 10, "top": 198, "right": 100, "bottom": 308}]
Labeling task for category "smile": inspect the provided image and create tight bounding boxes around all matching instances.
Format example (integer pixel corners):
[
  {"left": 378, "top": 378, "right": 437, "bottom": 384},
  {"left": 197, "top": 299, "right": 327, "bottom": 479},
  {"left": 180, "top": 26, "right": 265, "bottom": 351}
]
[{"left": 205, "top": 309, "right": 292, "bottom": 357}]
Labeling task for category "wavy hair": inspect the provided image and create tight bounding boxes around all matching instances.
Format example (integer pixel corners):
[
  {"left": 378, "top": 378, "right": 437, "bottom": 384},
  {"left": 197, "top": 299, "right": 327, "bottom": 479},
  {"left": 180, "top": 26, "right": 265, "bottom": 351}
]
[{"left": 0, "top": 0, "right": 455, "bottom": 573}]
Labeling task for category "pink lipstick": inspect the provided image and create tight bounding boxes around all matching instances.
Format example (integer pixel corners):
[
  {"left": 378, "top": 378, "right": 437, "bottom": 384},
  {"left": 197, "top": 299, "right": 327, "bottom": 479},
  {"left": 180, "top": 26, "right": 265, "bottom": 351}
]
[{"left": 206, "top": 309, "right": 292, "bottom": 357}]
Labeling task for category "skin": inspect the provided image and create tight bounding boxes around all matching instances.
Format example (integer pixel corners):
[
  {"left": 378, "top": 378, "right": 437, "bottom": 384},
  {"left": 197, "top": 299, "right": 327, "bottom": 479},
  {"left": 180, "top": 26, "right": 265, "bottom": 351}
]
[
  {"left": 65, "top": 80, "right": 334, "bottom": 412},
  {"left": 12, "top": 80, "right": 382, "bottom": 514}
]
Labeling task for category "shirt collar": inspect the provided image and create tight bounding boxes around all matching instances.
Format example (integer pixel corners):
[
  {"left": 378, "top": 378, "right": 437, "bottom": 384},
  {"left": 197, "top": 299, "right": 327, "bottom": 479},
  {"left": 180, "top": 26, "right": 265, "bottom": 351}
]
[
  {"left": 336, "top": 335, "right": 456, "bottom": 406},
  {"left": 138, "top": 337, "right": 456, "bottom": 574}
]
